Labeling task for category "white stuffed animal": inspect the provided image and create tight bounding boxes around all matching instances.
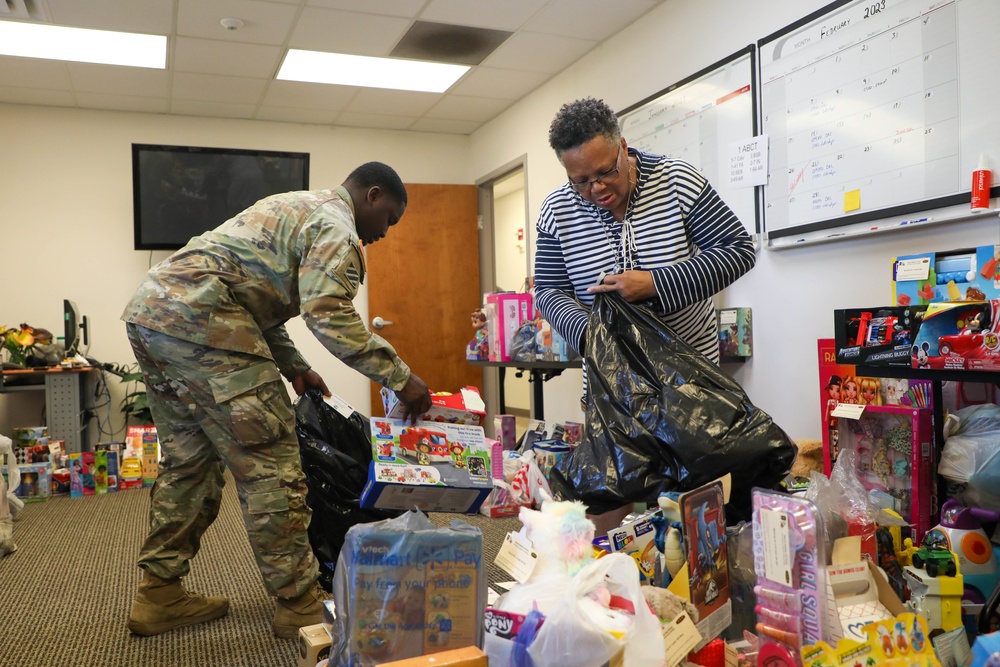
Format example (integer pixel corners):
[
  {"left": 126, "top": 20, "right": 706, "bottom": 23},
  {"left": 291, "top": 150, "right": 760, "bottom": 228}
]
[{"left": 0, "top": 433, "right": 23, "bottom": 556}]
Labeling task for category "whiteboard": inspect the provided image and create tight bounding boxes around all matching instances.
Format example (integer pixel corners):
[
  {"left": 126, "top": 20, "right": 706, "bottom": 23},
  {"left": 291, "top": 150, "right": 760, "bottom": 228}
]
[
  {"left": 759, "top": 0, "right": 1000, "bottom": 245},
  {"left": 617, "top": 46, "right": 759, "bottom": 236}
]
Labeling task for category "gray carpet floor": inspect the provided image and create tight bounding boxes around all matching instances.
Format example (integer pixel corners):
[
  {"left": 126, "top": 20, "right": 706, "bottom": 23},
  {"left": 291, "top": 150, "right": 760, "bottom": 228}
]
[{"left": 0, "top": 476, "right": 521, "bottom": 667}]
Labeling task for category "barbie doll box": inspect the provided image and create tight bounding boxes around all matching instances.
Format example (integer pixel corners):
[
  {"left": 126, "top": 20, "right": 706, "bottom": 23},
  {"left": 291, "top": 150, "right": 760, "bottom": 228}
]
[
  {"left": 833, "top": 305, "right": 926, "bottom": 366},
  {"left": 361, "top": 418, "right": 493, "bottom": 514}
]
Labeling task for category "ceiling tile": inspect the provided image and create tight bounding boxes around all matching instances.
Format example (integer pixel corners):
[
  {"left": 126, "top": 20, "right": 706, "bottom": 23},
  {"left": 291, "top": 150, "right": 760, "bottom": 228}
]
[
  {"left": 172, "top": 72, "right": 268, "bottom": 104},
  {"left": 67, "top": 63, "right": 170, "bottom": 96},
  {"left": 305, "top": 0, "right": 426, "bottom": 18},
  {"left": 483, "top": 31, "right": 596, "bottom": 73},
  {"left": 409, "top": 117, "right": 483, "bottom": 134},
  {"left": 289, "top": 7, "right": 411, "bottom": 56},
  {"left": 256, "top": 105, "right": 340, "bottom": 125},
  {"left": 425, "top": 95, "right": 511, "bottom": 122},
  {"left": 420, "top": 0, "right": 549, "bottom": 31},
  {"left": 0, "top": 57, "right": 71, "bottom": 89},
  {"left": 177, "top": 0, "right": 299, "bottom": 46},
  {"left": 0, "top": 86, "right": 76, "bottom": 106},
  {"left": 334, "top": 111, "right": 417, "bottom": 130},
  {"left": 449, "top": 66, "right": 550, "bottom": 100},
  {"left": 171, "top": 98, "right": 256, "bottom": 119},
  {"left": 74, "top": 92, "right": 170, "bottom": 114},
  {"left": 45, "top": 0, "right": 174, "bottom": 34},
  {"left": 173, "top": 37, "right": 282, "bottom": 78},
  {"left": 262, "top": 80, "right": 358, "bottom": 111},
  {"left": 523, "top": 0, "right": 660, "bottom": 40},
  {"left": 345, "top": 88, "right": 440, "bottom": 116}
]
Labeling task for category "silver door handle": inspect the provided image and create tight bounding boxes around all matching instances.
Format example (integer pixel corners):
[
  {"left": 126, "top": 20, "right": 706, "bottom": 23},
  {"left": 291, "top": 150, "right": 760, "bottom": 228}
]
[{"left": 372, "top": 316, "right": 394, "bottom": 330}]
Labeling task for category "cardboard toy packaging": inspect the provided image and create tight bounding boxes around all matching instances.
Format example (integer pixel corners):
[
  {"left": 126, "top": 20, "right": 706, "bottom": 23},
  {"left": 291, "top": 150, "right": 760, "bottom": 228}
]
[
  {"left": 892, "top": 244, "right": 1000, "bottom": 306},
  {"left": 297, "top": 624, "right": 331, "bottom": 667},
  {"left": 910, "top": 300, "right": 1000, "bottom": 371},
  {"left": 379, "top": 645, "right": 487, "bottom": 667},
  {"left": 825, "top": 537, "right": 907, "bottom": 644},
  {"left": 361, "top": 418, "right": 493, "bottom": 513},
  {"left": 119, "top": 456, "right": 144, "bottom": 490},
  {"left": 381, "top": 386, "right": 486, "bottom": 426},
  {"left": 2, "top": 462, "right": 51, "bottom": 502}
]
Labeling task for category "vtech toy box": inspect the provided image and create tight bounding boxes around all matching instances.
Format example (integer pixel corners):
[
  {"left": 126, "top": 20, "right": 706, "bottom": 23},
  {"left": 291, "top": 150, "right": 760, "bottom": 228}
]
[{"left": 361, "top": 418, "right": 493, "bottom": 513}]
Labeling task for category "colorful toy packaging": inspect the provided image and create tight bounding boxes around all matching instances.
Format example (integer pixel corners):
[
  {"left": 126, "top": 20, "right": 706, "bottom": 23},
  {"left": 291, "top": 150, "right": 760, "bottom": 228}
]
[
  {"left": 801, "top": 613, "right": 940, "bottom": 667},
  {"left": 361, "top": 418, "right": 493, "bottom": 513},
  {"left": 833, "top": 306, "right": 926, "bottom": 366},
  {"left": 2, "top": 462, "right": 51, "bottom": 502},
  {"left": 381, "top": 386, "right": 486, "bottom": 426},
  {"left": 329, "top": 510, "right": 485, "bottom": 666},
  {"left": 893, "top": 245, "right": 1000, "bottom": 306},
  {"left": 910, "top": 300, "right": 1000, "bottom": 371}
]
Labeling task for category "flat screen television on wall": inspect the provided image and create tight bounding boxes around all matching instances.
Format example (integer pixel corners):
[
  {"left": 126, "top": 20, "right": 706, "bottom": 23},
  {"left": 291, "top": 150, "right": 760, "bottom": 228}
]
[{"left": 132, "top": 144, "right": 310, "bottom": 250}]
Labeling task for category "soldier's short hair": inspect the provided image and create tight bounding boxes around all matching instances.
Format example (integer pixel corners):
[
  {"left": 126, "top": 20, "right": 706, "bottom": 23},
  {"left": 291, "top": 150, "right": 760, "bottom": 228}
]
[
  {"left": 548, "top": 97, "right": 621, "bottom": 155},
  {"left": 346, "top": 162, "right": 407, "bottom": 206}
]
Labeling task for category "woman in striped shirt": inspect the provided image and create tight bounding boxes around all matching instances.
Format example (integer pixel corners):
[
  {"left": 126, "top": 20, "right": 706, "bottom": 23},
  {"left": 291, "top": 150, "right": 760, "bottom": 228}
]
[{"left": 534, "top": 98, "right": 756, "bottom": 533}]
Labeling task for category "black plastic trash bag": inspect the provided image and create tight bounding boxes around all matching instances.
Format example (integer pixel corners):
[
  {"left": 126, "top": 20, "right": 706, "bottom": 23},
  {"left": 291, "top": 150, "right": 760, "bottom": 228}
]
[
  {"left": 549, "top": 294, "right": 796, "bottom": 522},
  {"left": 295, "top": 390, "right": 400, "bottom": 592}
]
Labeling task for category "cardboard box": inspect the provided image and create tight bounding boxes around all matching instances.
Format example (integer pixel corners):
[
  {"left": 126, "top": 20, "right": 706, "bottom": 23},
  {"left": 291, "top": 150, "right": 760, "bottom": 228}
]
[
  {"left": 361, "top": 418, "right": 493, "bottom": 513},
  {"left": 825, "top": 537, "right": 907, "bottom": 644},
  {"left": 893, "top": 244, "right": 1000, "bottom": 306},
  {"left": 297, "top": 624, "right": 331, "bottom": 667},
  {"left": 607, "top": 511, "right": 659, "bottom": 581},
  {"left": 485, "top": 292, "right": 533, "bottom": 362},
  {"left": 378, "top": 646, "right": 487, "bottom": 667},
  {"left": 381, "top": 386, "right": 486, "bottom": 426},
  {"left": 832, "top": 305, "right": 926, "bottom": 366},
  {"left": 718, "top": 307, "right": 753, "bottom": 360},
  {"left": 910, "top": 300, "right": 1000, "bottom": 371}
]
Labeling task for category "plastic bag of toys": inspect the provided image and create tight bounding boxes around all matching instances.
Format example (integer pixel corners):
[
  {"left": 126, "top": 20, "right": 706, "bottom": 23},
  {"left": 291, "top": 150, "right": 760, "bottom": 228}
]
[
  {"left": 549, "top": 294, "right": 797, "bottom": 522},
  {"left": 940, "top": 403, "right": 1000, "bottom": 513},
  {"left": 329, "top": 510, "right": 486, "bottom": 666},
  {"left": 294, "top": 390, "right": 400, "bottom": 592}
]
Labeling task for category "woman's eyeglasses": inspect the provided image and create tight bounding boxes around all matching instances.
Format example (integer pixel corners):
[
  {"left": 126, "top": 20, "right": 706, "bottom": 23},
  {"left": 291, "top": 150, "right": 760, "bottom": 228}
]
[{"left": 568, "top": 146, "right": 623, "bottom": 193}]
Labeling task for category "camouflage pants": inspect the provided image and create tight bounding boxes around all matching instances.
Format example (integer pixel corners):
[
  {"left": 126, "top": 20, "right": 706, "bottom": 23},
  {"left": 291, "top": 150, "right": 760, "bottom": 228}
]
[{"left": 126, "top": 323, "right": 317, "bottom": 599}]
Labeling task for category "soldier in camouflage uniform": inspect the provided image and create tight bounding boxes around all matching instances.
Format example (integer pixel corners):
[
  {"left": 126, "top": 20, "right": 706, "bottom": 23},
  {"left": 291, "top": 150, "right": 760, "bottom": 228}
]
[{"left": 121, "top": 162, "right": 432, "bottom": 638}]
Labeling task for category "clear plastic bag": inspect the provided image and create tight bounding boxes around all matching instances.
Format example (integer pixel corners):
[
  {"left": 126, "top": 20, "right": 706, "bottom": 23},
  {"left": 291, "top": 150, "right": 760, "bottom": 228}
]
[{"left": 939, "top": 403, "right": 1000, "bottom": 512}]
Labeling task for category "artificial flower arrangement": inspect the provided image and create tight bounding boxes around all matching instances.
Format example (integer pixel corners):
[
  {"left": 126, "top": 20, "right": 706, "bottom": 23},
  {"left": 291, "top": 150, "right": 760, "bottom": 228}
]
[{"left": 0, "top": 324, "right": 51, "bottom": 367}]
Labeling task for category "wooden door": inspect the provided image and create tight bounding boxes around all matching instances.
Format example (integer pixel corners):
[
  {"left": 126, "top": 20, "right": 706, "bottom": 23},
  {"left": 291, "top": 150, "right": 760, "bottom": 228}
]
[{"left": 367, "top": 183, "right": 482, "bottom": 415}]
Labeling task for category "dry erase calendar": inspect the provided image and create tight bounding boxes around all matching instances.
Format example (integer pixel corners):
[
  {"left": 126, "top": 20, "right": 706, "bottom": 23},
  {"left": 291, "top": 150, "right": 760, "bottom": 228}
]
[
  {"left": 760, "top": 0, "right": 1000, "bottom": 243},
  {"left": 617, "top": 47, "right": 758, "bottom": 237}
]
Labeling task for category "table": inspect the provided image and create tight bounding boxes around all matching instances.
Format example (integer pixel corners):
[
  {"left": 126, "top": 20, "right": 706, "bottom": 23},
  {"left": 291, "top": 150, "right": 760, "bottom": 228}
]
[
  {"left": 467, "top": 359, "right": 578, "bottom": 420},
  {"left": 0, "top": 366, "right": 98, "bottom": 453}
]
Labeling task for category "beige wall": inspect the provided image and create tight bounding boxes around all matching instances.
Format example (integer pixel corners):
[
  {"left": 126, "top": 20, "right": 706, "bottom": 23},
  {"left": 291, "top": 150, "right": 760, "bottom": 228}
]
[{"left": 0, "top": 103, "right": 471, "bottom": 439}]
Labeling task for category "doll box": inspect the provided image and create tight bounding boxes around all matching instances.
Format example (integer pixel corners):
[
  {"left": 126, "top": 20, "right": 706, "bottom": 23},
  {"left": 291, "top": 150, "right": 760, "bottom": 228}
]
[
  {"left": 836, "top": 405, "right": 934, "bottom": 543},
  {"left": 361, "top": 418, "right": 493, "bottom": 514},
  {"left": 382, "top": 386, "right": 486, "bottom": 427}
]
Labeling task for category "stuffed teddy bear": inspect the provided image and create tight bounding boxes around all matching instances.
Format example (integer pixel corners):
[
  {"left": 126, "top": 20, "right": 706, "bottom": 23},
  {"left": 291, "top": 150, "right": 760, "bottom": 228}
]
[{"left": 640, "top": 585, "right": 699, "bottom": 624}]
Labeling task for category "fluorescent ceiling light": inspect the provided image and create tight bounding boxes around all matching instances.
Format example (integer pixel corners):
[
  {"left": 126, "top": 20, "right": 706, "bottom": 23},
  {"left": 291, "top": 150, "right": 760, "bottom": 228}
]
[
  {"left": 0, "top": 20, "right": 166, "bottom": 69},
  {"left": 278, "top": 50, "right": 469, "bottom": 93}
]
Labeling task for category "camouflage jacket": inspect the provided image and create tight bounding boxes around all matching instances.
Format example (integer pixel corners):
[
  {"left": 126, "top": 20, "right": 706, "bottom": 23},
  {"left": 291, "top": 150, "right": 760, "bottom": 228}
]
[{"left": 122, "top": 187, "right": 411, "bottom": 390}]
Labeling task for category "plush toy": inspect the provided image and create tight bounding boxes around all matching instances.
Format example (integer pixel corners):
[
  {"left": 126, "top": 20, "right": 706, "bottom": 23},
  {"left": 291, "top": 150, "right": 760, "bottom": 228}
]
[
  {"left": 519, "top": 498, "right": 595, "bottom": 578},
  {"left": 791, "top": 438, "right": 824, "bottom": 479},
  {"left": 0, "top": 434, "right": 23, "bottom": 557},
  {"left": 640, "top": 585, "right": 699, "bottom": 624}
]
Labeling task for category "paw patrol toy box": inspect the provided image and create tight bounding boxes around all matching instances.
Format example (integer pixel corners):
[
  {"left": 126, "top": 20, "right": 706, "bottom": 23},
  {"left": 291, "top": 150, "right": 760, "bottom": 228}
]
[
  {"left": 381, "top": 386, "right": 486, "bottom": 427},
  {"left": 361, "top": 418, "right": 493, "bottom": 513},
  {"left": 910, "top": 300, "right": 1000, "bottom": 371}
]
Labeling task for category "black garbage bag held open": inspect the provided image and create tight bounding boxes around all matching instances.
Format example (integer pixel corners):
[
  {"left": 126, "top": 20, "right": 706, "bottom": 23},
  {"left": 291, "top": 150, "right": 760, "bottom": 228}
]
[
  {"left": 295, "top": 389, "right": 400, "bottom": 591},
  {"left": 549, "top": 294, "right": 796, "bottom": 522}
]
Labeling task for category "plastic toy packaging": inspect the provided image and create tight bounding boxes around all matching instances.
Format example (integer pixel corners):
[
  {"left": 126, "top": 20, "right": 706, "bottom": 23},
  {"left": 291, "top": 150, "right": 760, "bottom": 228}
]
[
  {"left": 329, "top": 510, "right": 486, "bottom": 666},
  {"left": 939, "top": 403, "right": 1000, "bottom": 513},
  {"left": 752, "top": 489, "right": 831, "bottom": 666},
  {"left": 972, "top": 630, "right": 1000, "bottom": 667},
  {"left": 805, "top": 449, "right": 879, "bottom": 560}
]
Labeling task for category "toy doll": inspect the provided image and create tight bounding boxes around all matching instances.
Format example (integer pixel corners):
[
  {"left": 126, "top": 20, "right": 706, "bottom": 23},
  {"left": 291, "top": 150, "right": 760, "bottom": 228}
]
[
  {"left": 858, "top": 376, "right": 883, "bottom": 406},
  {"left": 465, "top": 308, "right": 489, "bottom": 360},
  {"left": 824, "top": 375, "right": 842, "bottom": 429},
  {"left": 842, "top": 376, "right": 860, "bottom": 404}
]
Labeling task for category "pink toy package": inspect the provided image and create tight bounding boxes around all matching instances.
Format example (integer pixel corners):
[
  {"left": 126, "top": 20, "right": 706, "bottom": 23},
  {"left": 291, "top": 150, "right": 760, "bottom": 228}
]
[{"left": 752, "top": 489, "right": 831, "bottom": 665}]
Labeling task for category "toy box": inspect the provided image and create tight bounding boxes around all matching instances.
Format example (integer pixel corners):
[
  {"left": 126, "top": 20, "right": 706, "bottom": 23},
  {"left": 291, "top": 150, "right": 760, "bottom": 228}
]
[
  {"left": 910, "top": 300, "right": 1000, "bottom": 371},
  {"left": 893, "top": 244, "right": 1000, "bottom": 306},
  {"left": 485, "top": 292, "right": 533, "bottom": 362},
  {"left": 836, "top": 405, "right": 935, "bottom": 543},
  {"left": 119, "top": 456, "right": 144, "bottom": 490},
  {"left": 718, "top": 307, "right": 753, "bottom": 360},
  {"left": 381, "top": 386, "right": 486, "bottom": 426},
  {"left": 2, "top": 462, "right": 51, "bottom": 502},
  {"left": 380, "top": 646, "right": 487, "bottom": 667},
  {"left": 493, "top": 414, "right": 517, "bottom": 450},
  {"left": 607, "top": 511, "right": 660, "bottom": 581},
  {"left": 297, "top": 624, "right": 331, "bottom": 667},
  {"left": 334, "top": 511, "right": 485, "bottom": 665},
  {"left": 833, "top": 305, "right": 926, "bottom": 366},
  {"left": 825, "top": 537, "right": 907, "bottom": 643},
  {"left": 11, "top": 426, "right": 47, "bottom": 447},
  {"left": 361, "top": 418, "right": 493, "bottom": 513}
]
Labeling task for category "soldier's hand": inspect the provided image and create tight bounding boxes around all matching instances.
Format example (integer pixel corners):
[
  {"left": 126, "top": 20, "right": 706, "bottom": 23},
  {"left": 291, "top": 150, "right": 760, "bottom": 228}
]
[
  {"left": 291, "top": 368, "right": 330, "bottom": 397},
  {"left": 397, "top": 373, "right": 432, "bottom": 425}
]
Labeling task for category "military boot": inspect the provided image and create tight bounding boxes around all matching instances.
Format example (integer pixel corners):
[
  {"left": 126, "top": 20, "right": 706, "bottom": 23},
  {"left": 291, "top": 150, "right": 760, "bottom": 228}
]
[
  {"left": 127, "top": 572, "right": 230, "bottom": 636},
  {"left": 273, "top": 582, "right": 325, "bottom": 639}
]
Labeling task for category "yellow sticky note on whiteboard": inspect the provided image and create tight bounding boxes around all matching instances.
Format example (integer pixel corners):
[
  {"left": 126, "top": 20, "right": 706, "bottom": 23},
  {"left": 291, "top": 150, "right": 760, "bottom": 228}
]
[{"left": 844, "top": 189, "right": 861, "bottom": 212}]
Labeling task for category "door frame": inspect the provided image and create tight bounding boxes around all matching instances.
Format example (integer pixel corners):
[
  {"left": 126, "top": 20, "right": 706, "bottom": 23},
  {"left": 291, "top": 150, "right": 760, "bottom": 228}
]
[{"left": 475, "top": 154, "right": 531, "bottom": 422}]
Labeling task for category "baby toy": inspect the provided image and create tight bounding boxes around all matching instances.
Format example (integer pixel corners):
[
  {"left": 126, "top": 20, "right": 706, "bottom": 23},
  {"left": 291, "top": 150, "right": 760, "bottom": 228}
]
[{"left": 930, "top": 499, "right": 1000, "bottom": 604}]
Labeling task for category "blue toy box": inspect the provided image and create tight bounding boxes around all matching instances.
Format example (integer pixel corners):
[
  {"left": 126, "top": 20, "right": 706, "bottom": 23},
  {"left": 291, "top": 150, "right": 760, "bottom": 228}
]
[{"left": 893, "top": 245, "right": 1000, "bottom": 306}]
